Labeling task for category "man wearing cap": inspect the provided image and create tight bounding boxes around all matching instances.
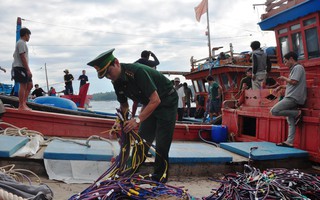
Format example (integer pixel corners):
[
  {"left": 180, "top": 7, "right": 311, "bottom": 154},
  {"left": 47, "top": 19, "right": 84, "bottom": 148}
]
[
  {"left": 87, "top": 48, "right": 178, "bottom": 183},
  {"left": 63, "top": 69, "right": 74, "bottom": 95},
  {"left": 173, "top": 77, "right": 185, "bottom": 121}
]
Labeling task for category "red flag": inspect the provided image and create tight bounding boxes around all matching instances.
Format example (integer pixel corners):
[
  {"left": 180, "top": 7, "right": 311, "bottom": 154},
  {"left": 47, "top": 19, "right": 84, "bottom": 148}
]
[{"left": 194, "top": 0, "right": 208, "bottom": 22}]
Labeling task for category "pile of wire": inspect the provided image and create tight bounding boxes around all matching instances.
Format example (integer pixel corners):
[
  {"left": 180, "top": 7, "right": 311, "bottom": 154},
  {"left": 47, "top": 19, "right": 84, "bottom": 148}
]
[
  {"left": 203, "top": 164, "right": 320, "bottom": 200},
  {"left": 69, "top": 176, "right": 190, "bottom": 200},
  {"left": 69, "top": 109, "right": 192, "bottom": 200}
]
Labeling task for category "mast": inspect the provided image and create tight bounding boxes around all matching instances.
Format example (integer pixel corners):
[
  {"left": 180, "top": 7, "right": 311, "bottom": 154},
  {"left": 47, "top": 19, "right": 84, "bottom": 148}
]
[
  {"left": 45, "top": 63, "right": 49, "bottom": 92},
  {"left": 16, "top": 17, "right": 21, "bottom": 42},
  {"left": 13, "top": 17, "right": 22, "bottom": 97},
  {"left": 206, "top": 2, "right": 212, "bottom": 59}
]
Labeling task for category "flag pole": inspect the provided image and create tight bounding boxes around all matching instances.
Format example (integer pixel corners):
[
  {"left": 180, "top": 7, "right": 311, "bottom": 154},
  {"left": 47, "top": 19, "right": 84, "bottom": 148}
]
[{"left": 206, "top": 1, "right": 212, "bottom": 60}]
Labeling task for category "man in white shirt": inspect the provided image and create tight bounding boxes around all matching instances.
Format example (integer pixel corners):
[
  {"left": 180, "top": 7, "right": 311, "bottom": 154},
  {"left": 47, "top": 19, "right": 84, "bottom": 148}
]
[
  {"left": 12, "top": 27, "right": 33, "bottom": 110},
  {"left": 174, "top": 77, "right": 185, "bottom": 121}
]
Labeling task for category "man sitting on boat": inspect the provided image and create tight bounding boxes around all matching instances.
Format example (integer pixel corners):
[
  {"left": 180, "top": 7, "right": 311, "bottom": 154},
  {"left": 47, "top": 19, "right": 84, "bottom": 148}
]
[
  {"left": 270, "top": 51, "right": 306, "bottom": 148},
  {"left": 87, "top": 48, "right": 178, "bottom": 183},
  {"left": 31, "top": 84, "right": 46, "bottom": 98},
  {"left": 236, "top": 67, "right": 252, "bottom": 107}
]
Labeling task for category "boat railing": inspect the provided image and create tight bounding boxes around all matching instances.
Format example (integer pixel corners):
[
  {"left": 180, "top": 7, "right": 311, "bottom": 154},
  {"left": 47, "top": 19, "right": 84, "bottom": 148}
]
[
  {"left": 261, "top": 0, "right": 306, "bottom": 20},
  {"left": 190, "top": 43, "right": 254, "bottom": 72}
]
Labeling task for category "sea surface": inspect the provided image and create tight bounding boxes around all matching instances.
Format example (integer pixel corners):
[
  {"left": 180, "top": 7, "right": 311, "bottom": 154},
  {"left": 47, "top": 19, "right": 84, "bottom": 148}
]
[
  {"left": 89, "top": 100, "right": 137, "bottom": 114},
  {"left": 89, "top": 100, "right": 196, "bottom": 114}
]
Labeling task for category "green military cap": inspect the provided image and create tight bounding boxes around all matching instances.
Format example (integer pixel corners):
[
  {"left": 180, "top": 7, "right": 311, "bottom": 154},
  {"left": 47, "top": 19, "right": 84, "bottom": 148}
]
[{"left": 87, "top": 48, "right": 116, "bottom": 79}]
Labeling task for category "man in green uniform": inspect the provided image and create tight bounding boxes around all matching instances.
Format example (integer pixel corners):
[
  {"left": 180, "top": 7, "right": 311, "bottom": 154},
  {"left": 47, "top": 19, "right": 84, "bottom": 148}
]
[{"left": 87, "top": 49, "right": 178, "bottom": 183}]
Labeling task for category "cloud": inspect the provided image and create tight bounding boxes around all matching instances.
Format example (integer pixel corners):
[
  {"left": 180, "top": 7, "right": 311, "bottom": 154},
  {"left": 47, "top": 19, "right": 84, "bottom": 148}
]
[{"left": 0, "top": 0, "right": 274, "bottom": 94}]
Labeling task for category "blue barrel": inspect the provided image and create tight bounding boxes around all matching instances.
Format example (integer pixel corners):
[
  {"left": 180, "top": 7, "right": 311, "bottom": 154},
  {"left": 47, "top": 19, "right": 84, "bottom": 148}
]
[
  {"left": 211, "top": 125, "right": 228, "bottom": 143},
  {"left": 33, "top": 96, "right": 77, "bottom": 110}
]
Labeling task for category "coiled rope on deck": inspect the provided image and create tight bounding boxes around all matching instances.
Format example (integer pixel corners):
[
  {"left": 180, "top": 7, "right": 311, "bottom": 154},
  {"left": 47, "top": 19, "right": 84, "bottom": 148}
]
[{"left": 0, "top": 188, "right": 27, "bottom": 200}]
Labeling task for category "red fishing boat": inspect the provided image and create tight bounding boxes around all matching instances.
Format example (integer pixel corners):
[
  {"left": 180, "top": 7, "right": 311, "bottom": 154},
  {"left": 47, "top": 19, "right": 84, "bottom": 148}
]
[{"left": 221, "top": 0, "right": 320, "bottom": 163}]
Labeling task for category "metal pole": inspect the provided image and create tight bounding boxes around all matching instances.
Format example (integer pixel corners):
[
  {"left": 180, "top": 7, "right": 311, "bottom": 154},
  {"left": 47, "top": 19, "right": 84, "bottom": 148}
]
[
  {"left": 45, "top": 63, "right": 49, "bottom": 93},
  {"left": 206, "top": 0, "right": 212, "bottom": 60}
]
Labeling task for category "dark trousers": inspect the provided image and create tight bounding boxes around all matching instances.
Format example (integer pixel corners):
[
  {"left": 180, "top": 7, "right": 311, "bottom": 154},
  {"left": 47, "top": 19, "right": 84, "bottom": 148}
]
[
  {"left": 138, "top": 103, "right": 177, "bottom": 181},
  {"left": 64, "top": 85, "right": 73, "bottom": 95},
  {"left": 177, "top": 108, "right": 184, "bottom": 121}
]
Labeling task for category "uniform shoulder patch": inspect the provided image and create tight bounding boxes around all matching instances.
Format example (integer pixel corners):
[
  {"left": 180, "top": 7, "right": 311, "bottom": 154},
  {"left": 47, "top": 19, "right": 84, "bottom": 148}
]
[{"left": 125, "top": 70, "right": 135, "bottom": 78}]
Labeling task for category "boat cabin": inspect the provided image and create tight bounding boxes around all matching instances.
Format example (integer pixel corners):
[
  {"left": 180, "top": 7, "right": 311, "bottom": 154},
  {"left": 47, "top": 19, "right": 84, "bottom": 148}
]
[{"left": 184, "top": 43, "right": 280, "bottom": 119}]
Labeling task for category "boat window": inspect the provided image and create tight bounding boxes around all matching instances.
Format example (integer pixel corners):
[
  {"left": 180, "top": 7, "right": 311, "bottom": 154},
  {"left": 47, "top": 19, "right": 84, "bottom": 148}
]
[
  {"left": 221, "top": 73, "right": 230, "bottom": 90},
  {"left": 290, "top": 24, "right": 300, "bottom": 31},
  {"left": 305, "top": 27, "right": 320, "bottom": 59},
  {"left": 279, "top": 36, "right": 290, "bottom": 62},
  {"left": 303, "top": 18, "right": 316, "bottom": 26},
  {"left": 291, "top": 32, "right": 305, "bottom": 60},
  {"left": 278, "top": 28, "right": 287, "bottom": 34},
  {"left": 197, "top": 79, "right": 205, "bottom": 92},
  {"left": 229, "top": 73, "right": 238, "bottom": 89},
  {"left": 192, "top": 80, "right": 199, "bottom": 93},
  {"left": 205, "top": 81, "right": 209, "bottom": 93}
]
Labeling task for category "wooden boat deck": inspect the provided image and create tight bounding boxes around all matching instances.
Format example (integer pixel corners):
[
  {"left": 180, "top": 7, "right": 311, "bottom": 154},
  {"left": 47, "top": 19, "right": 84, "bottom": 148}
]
[{"left": 0, "top": 135, "right": 312, "bottom": 178}]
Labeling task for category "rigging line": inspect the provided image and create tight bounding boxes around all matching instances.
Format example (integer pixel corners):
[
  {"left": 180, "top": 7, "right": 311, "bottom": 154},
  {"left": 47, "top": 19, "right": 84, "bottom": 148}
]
[
  {"left": 21, "top": 18, "right": 212, "bottom": 41},
  {"left": 28, "top": 34, "right": 253, "bottom": 47},
  {"left": 210, "top": 21, "right": 263, "bottom": 33}
]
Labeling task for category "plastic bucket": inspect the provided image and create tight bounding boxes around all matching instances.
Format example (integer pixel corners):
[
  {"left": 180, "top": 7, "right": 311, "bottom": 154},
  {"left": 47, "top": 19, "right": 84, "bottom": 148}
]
[{"left": 211, "top": 125, "right": 227, "bottom": 143}]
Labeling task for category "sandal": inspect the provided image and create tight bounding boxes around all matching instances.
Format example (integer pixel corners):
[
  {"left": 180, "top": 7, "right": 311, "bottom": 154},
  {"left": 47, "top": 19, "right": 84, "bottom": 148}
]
[{"left": 276, "top": 142, "right": 293, "bottom": 148}]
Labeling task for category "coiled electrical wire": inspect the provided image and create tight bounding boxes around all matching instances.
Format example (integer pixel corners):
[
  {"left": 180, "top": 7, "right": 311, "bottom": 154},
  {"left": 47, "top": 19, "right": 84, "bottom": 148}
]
[
  {"left": 69, "top": 109, "right": 192, "bottom": 200},
  {"left": 203, "top": 165, "right": 320, "bottom": 200}
]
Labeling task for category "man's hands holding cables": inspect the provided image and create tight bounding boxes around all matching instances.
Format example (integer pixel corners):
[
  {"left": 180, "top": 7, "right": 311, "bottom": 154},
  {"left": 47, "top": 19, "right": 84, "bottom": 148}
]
[{"left": 123, "top": 117, "right": 140, "bottom": 133}]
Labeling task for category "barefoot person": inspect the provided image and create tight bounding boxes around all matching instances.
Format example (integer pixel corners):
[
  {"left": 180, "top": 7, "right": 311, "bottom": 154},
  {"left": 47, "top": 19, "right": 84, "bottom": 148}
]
[
  {"left": 12, "top": 27, "right": 33, "bottom": 110},
  {"left": 270, "top": 51, "right": 306, "bottom": 147}
]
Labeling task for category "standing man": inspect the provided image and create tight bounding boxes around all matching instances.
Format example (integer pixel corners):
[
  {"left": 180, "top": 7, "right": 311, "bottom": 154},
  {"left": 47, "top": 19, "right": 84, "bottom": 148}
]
[
  {"left": 78, "top": 69, "right": 89, "bottom": 89},
  {"left": 183, "top": 82, "right": 193, "bottom": 117},
  {"left": 12, "top": 27, "right": 33, "bottom": 110},
  {"left": 135, "top": 50, "right": 160, "bottom": 70},
  {"left": 250, "top": 41, "right": 271, "bottom": 89},
  {"left": 207, "top": 75, "right": 222, "bottom": 123},
  {"left": 173, "top": 77, "right": 185, "bottom": 121},
  {"left": 63, "top": 69, "right": 74, "bottom": 95},
  {"left": 270, "top": 51, "right": 306, "bottom": 148},
  {"left": 87, "top": 48, "right": 178, "bottom": 183}
]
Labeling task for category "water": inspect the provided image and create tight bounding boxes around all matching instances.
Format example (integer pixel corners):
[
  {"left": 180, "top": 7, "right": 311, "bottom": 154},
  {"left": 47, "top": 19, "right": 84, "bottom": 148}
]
[{"left": 89, "top": 100, "right": 137, "bottom": 114}]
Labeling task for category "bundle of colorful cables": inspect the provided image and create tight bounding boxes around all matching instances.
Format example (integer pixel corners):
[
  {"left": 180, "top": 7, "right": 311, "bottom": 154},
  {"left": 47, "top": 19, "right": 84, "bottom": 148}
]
[
  {"left": 69, "top": 109, "right": 192, "bottom": 200},
  {"left": 203, "top": 164, "right": 320, "bottom": 200}
]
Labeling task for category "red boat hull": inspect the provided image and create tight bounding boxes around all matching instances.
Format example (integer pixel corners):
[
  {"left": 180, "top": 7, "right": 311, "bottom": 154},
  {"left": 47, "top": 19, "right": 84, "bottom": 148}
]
[{"left": 1, "top": 108, "right": 212, "bottom": 141}]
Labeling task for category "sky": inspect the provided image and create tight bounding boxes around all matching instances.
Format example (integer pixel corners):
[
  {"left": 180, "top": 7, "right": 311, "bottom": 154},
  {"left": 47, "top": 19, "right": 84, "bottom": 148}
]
[{"left": 0, "top": 0, "right": 276, "bottom": 94}]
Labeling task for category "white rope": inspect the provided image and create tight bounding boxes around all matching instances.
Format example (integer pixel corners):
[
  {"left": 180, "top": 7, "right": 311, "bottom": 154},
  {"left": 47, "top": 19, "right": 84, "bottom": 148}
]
[
  {"left": 0, "top": 188, "right": 27, "bottom": 200},
  {"left": 0, "top": 121, "right": 44, "bottom": 138},
  {"left": 86, "top": 135, "right": 117, "bottom": 157},
  {"left": 182, "top": 123, "right": 190, "bottom": 133},
  {"left": 0, "top": 164, "right": 41, "bottom": 200}
]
